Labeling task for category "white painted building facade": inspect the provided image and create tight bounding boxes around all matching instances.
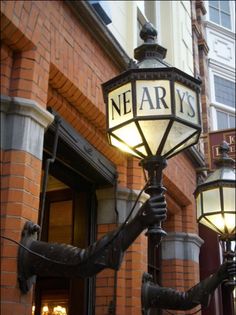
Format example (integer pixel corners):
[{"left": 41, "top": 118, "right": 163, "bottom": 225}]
[{"left": 204, "top": 0, "right": 235, "bottom": 131}]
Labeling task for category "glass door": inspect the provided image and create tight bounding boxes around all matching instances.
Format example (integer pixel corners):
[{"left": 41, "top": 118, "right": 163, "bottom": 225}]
[{"left": 33, "top": 173, "right": 95, "bottom": 315}]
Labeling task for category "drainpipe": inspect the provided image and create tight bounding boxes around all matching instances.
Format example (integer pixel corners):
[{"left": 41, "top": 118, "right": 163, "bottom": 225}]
[{"left": 39, "top": 115, "right": 61, "bottom": 240}]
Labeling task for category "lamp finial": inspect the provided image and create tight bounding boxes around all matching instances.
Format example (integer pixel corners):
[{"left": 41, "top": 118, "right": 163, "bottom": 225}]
[
  {"left": 215, "top": 141, "right": 235, "bottom": 168},
  {"left": 140, "top": 22, "right": 157, "bottom": 43}
]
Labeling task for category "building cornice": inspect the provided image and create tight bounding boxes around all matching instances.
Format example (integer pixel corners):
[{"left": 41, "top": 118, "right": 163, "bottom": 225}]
[
  {"left": 65, "top": 0, "right": 130, "bottom": 72},
  {"left": 208, "top": 60, "right": 235, "bottom": 77},
  {"left": 198, "top": 38, "right": 209, "bottom": 55},
  {"left": 192, "top": 19, "right": 202, "bottom": 39},
  {"left": 205, "top": 20, "right": 235, "bottom": 40}
]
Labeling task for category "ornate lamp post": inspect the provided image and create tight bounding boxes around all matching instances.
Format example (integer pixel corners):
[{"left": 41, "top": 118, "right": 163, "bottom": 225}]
[
  {"left": 195, "top": 141, "right": 235, "bottom": 243},
  {"left": 102, "top": 22, "right": 202, "bottom": 279},
  {"left": 195, "top": 141, "right": 236, "bottom": 312},
  {"left": 195, "top": 141, "right": 235, "bottom": 270}
]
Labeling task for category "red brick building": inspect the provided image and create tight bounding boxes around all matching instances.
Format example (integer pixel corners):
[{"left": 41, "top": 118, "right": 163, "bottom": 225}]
[{"left": 0, "top": 1, "right": 222, "bottom": 315}]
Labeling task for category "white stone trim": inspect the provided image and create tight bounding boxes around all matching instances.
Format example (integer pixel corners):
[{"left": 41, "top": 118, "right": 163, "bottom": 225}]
[
  {"left": 96, "top": 186, "right": 148, "bottom": 224},
  {"left": 0, "top": 95, "right": 54, "bottom": 128},
  {"left": 0, "top": 95, "right": 54, "bottom": 159},
  {"left": 161, "top": 232, "right": 204, "bottom": 263}
]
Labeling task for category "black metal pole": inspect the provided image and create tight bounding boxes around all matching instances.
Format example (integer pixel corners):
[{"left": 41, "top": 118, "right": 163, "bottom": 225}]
[
  {"left": 220, "top": 236, "right": 236, "bottom": 315},
  {"left": 140, "top": 156, "right": 167, "bottom": 282}
]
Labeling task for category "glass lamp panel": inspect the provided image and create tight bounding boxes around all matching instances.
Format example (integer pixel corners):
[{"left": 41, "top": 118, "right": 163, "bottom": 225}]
[
  {"left": 221, "top": 167, "right": 236, "bottom": 180},
  {"left": 201, "top": 214, "right": 226, "bottom": 234},
  {"left": 135, "top": 145, "right": 148, "bottom": 157},
  {"left": 161, "top": 121, "right": 196, "bottom": 157},
  {"left": 110, "top": 135, "right": 141, "bottom": 158},
  {"left": 138, "top": 120, "right": 169, "bottom": 155},
  {"left": 166, "top": 133, "right": 199, "bottom": 158},
  {"left": 224, "top": 213, "right": 236, "bottom": 234},
  {"left": 205, "top": 168, "right": 222, "bottom": 182},
  {"left": 175, "top": 83, "right": 199, "bottom": 125},
  {"left": 199, "top": 216, "right": 220, "bottom": 234},
  {"left": 108, "top": 83, "right": 133, "bottom": 128},
  {"left": 136, "top": 80, "right": 171, "bottom": 117},
  {"left": 223, "top": 187, "right": 235, "bottom": 212},
  {"left": 205, "top": 167, "right": 235, "bottom": 183},
  {"left": 112, "top": 122, "right": 143, "bottom": 147},
  {"left": 202, "top": 188, "right": 221, "bottom": 213}
]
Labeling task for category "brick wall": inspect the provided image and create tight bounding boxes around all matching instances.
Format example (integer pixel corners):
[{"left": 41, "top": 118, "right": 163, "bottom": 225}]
[{"left": 1, "top": 150, "right": 41, "bottom": 315}]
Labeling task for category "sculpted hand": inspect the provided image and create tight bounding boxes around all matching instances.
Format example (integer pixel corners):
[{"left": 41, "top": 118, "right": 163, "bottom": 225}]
[
  {"left": 137, "top": 194, "right": 167, "bottom": 229},
  {"left": 217, "top": 260, "right": 236, "bottom": 281},
  {"left": 120, "top": 193, "right": 167, "bottom": 252}
]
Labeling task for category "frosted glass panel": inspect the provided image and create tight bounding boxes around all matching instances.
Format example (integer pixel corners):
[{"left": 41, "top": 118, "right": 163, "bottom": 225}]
[
  {"left": 223, "top": 187, "right": 235, "bottom": 212},
  {"left": 175, "top": 83, "right": 198, "bottom": 124},
  {"left": 224, "top": 213, "right": 236, "bottom": 233},
  {"left": 200, "top": 214, "right": 225, "bottom": 234},
  {"left": 199, "top": 217, "right": 220, "bottom": 233},
  {"left": 136, "top": 145, "right": 148, "bottom": 157},
  {"left": 108, "top": 83, "right": 133, "bottom": 128},
  {"left": 138, "top": 120, "right": 169, "bottom": 155},
  {"left": 110, "top": 135, "right": 141, "bottom": 158},
  {"left": 167, "top": 133, "right": 198, "bottom": 158},
  {"left": 113, "top": 122, "right": 142, "bottom": 147},
  {"left": 136, "top": 80, "right": 171, "bottom": 116},
  {"left": 200, "top": 213, "right": 235, "bottom": 235},
  {"left": 202, "top": 189, "right": 221, "bottom": 213},
  {"left": 162, "top": 121, "right": 196, "bottom": 156}
]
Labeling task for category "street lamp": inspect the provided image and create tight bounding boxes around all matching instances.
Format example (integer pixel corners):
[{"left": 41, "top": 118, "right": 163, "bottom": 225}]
[
  {"left": 195, "top": 141, "right": 236, "bottom": 314},
  {"left": 102, "top": 22, "right": 202, "bottom": 246},
  {"left": 195, "top": 141, "right": 236, "bottom": 285},
  {"left": 195, "top": 141, "right": 235, "bottom": 238}
]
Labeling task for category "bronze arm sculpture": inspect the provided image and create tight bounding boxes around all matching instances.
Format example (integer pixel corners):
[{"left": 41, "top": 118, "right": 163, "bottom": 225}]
[
  {"left": 18, "top": 193, "right": 167, "bottom": 293},
  {"left": 142, "top": 259, "right": 236, "bottom": 313}
]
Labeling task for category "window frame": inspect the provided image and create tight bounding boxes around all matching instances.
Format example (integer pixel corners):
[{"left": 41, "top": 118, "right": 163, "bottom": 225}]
[
  {"left": 209, "top": 69, "right": 235, "bottom": 131},
  {"left": 213, "top": 74, "right": 235, "bottom": 109},
  {"left": 206, "top": 0, "right": 235, "bottom": 32}
]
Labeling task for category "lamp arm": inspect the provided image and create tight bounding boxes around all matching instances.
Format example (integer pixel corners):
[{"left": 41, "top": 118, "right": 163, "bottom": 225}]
[
  {"left": 18, "top": 221, "right": 125, "bottom": 293},
  {"left": 19, "top": 193, "right": 167, "bottom": 293},
  {"left": 142, "top": 260, "right": 236, "bottom": 312}
]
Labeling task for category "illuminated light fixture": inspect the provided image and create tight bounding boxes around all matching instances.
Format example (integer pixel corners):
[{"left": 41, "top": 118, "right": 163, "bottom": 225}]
[
  {"left": 42, "top": 305, "right": 49, "bottom": 315},
  {"left": 195, "top": 141, "right": 235, "bottom": 238},
  {"left": 102, "top": 26, "right": 201, "bottom": 162},
  {"left": 102, "top": 22, "right": 202, "bottom": 241},
  {"left": 53, "top": 305, "right": 67, "bottom": 315}
]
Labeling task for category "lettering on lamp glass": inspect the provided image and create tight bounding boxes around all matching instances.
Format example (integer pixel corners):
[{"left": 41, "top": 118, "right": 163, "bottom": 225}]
[
  {"left": 108, "top": 83, "right": 133, "bottom": 128},
  {"left": 136, "top": 80, "right": 171, "bottom": 116},
  {"left": 175, "top": 83, "right": 198, "bottom": 124}
]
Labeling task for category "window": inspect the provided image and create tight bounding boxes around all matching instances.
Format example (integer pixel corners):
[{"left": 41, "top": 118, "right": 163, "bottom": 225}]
[
  {"left": 214, "top": 75, "right": 235, "bottom": 108},
  {"left": 209, "top": 0, "right": 231, "bottom": 29},
  {"left": 211, "top": 74, "right": 235, "bottom": 131},
  {"left": 216, "top": 110, "right": 235, "bottom": 130}
]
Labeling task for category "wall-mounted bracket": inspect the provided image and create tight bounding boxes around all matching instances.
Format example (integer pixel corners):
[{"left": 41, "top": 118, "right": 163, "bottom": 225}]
[{"left": 18, "top": 221, "right": 40, "bottom": 294}]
